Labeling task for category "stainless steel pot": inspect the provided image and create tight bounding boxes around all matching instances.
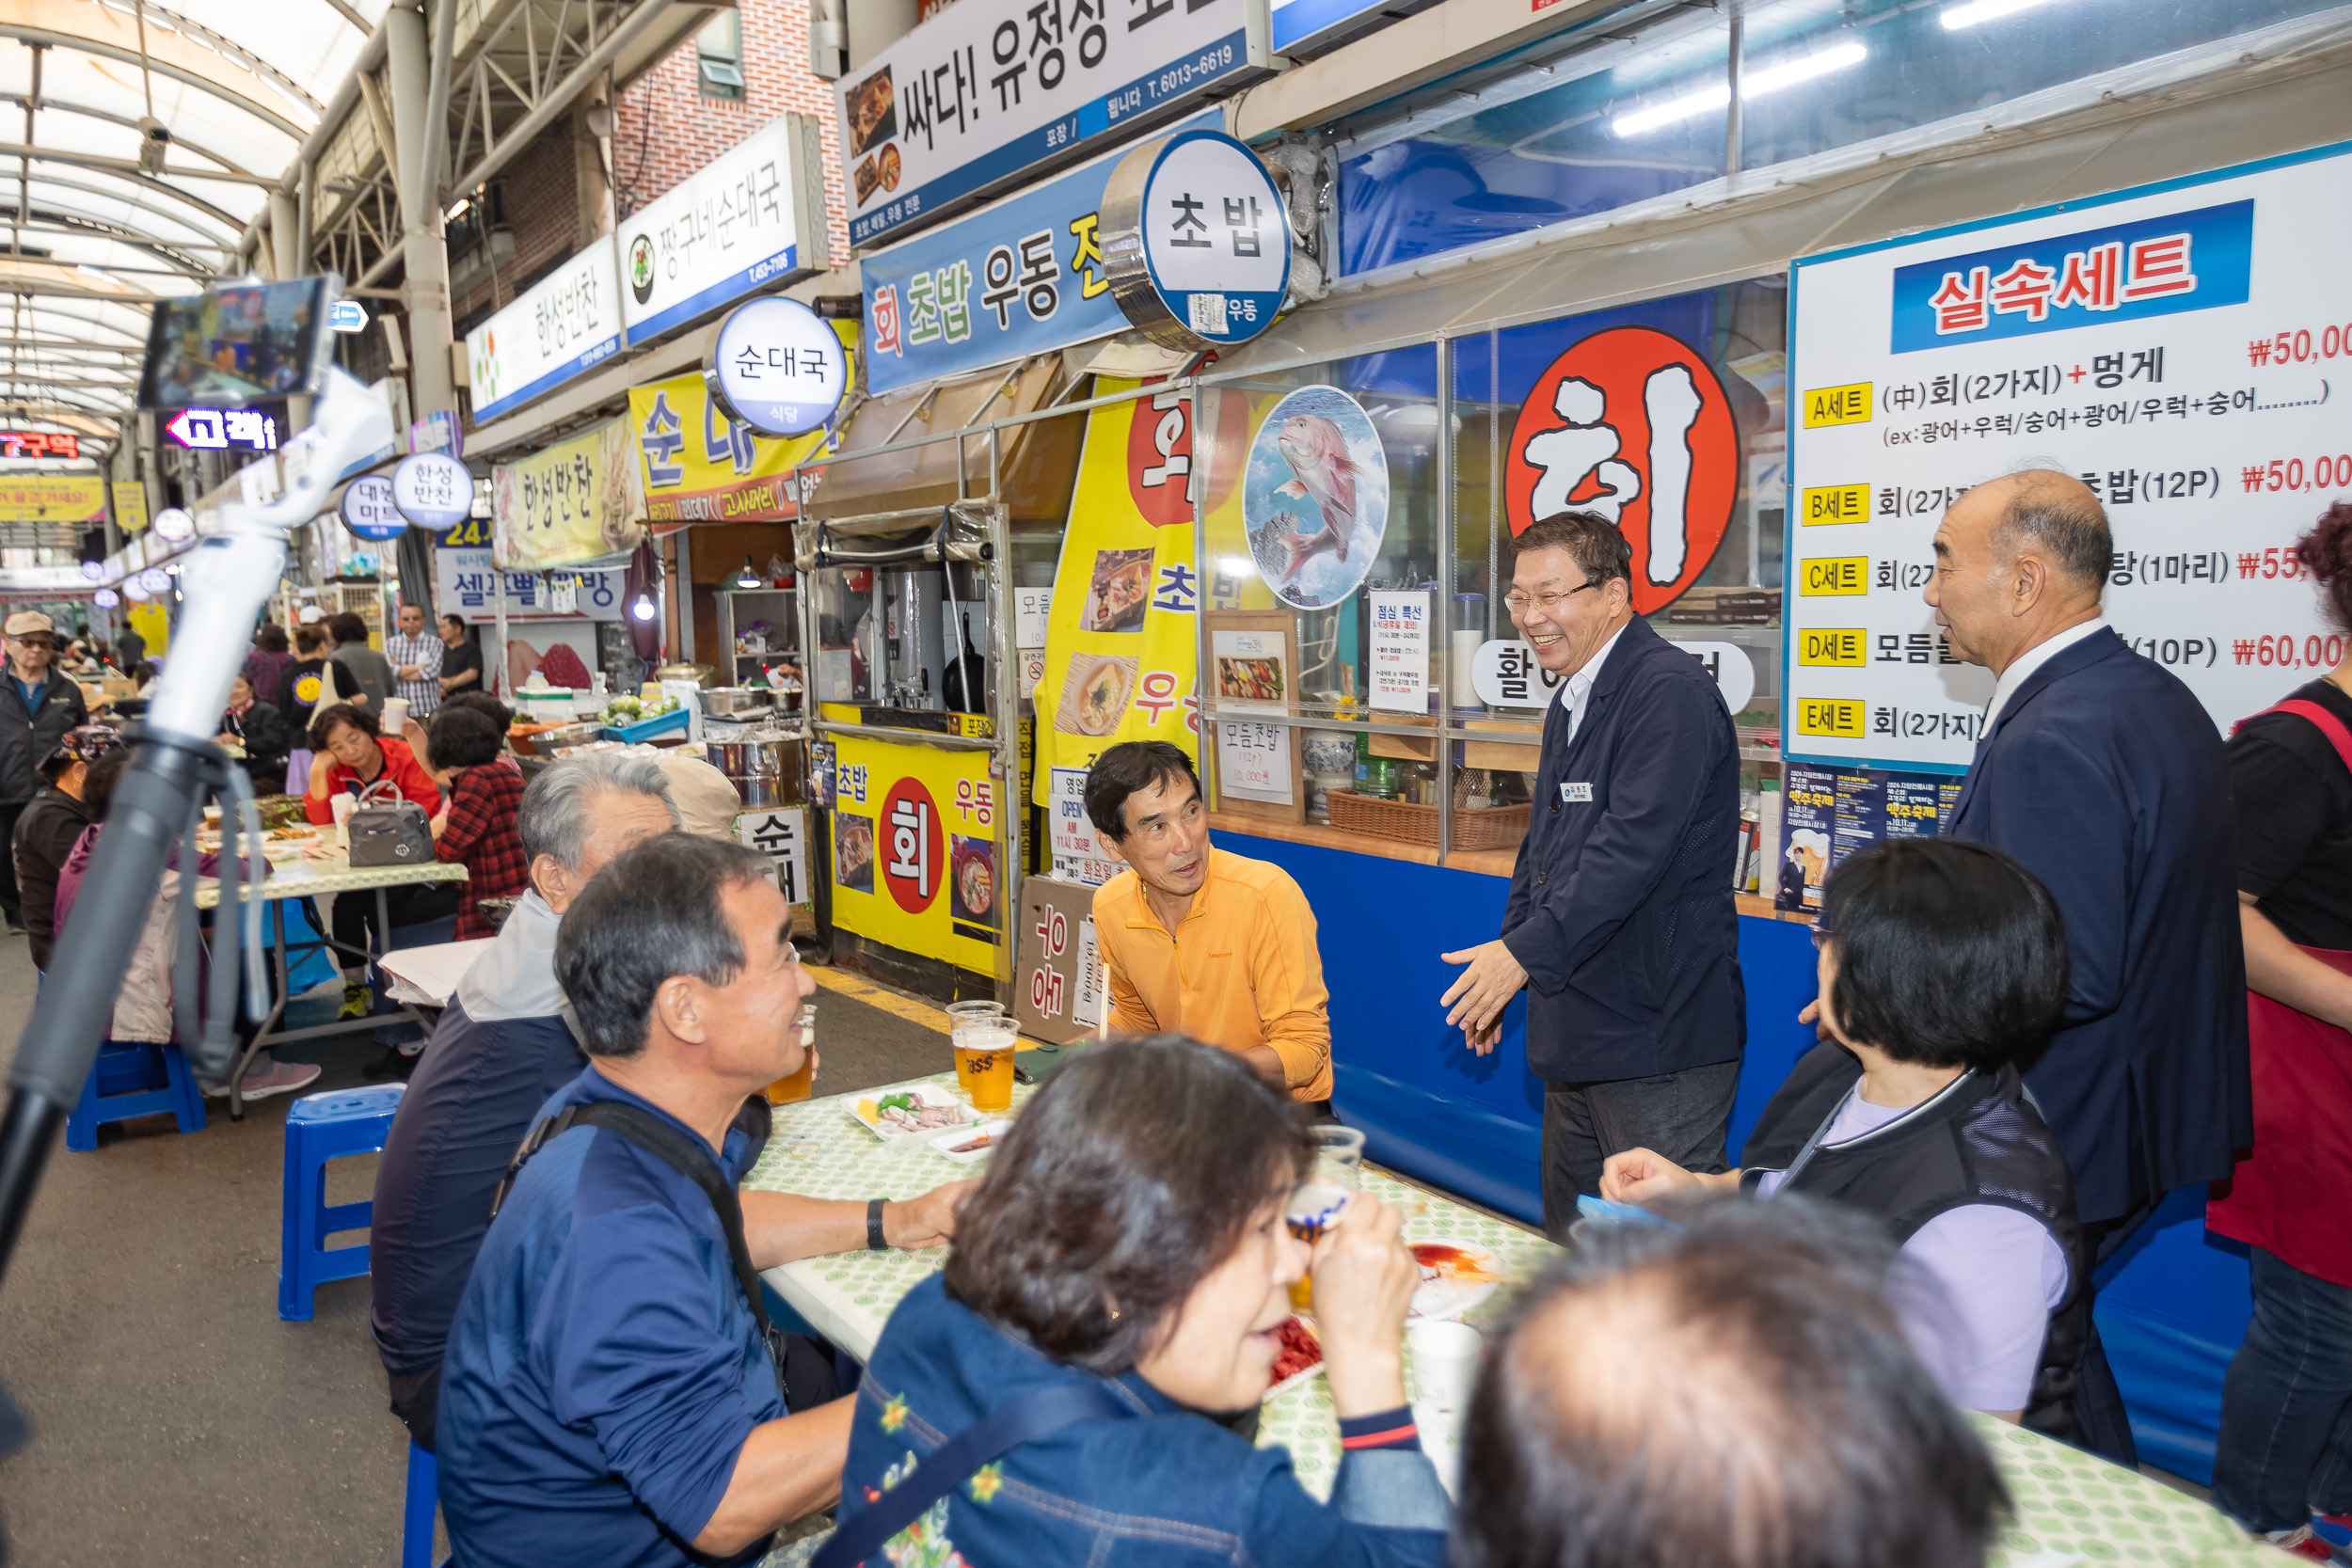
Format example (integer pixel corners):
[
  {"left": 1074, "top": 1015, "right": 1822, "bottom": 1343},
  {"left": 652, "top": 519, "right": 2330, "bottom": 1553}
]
[{"left": 699, "top": 687, "right": 769, "bottom": 718}]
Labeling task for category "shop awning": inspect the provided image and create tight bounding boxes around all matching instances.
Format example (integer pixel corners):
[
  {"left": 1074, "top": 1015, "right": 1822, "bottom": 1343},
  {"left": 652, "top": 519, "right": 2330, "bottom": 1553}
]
[
  {"left": 804, "top": 353, "right": 1083, "bottom": 526},
  {"left": 1216, "top": 29, "right": 2352, "bottom": 370}
]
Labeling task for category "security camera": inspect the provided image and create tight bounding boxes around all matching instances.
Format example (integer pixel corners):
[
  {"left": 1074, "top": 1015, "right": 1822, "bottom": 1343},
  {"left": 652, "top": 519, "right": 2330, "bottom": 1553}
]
[{"left": 135, "top": 118, "right": 170, "bottom": 176}]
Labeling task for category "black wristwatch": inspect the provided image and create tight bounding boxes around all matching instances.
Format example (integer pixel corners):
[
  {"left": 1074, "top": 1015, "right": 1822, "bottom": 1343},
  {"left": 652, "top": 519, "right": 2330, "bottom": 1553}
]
[{"left": 866, "top": 1196, "right": 889, "bottom": 1252}]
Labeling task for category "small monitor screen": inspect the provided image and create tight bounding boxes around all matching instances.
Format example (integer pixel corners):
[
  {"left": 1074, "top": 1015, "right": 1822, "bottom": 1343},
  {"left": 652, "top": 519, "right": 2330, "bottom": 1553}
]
[{"left": 138, "top": 277, "right": 331, "bottom": 411}]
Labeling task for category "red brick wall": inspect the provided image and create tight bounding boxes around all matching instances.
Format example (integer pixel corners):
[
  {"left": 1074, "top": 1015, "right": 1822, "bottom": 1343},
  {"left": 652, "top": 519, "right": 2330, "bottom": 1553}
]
[
  {"left": 612, "top": 0, "right": 850, "bottom": 259},
  {"left": 454, "top": 125, "right": 581, "bottom": 325}
]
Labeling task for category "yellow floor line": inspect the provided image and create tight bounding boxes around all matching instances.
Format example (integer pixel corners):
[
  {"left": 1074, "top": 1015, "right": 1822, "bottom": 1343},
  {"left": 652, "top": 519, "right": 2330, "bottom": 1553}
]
[
  {"left": 806, "top": 964, "right": 1064, "bottom": 1053},
  {"left": 807, "top": 964, "right": 953, "bottom": 1035}
]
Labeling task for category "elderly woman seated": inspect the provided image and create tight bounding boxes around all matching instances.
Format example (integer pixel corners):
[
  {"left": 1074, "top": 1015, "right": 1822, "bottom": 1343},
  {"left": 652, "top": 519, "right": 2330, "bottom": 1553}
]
[
  {"left": 834, "top": 1035, "right": 1448, "bottom": 1568},
  {"left": 1604, "top": 835, "right": 2083, "bottom": 1434}
]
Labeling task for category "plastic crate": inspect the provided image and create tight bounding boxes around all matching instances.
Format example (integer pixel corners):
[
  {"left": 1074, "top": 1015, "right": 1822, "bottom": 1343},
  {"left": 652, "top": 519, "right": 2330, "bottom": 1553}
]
[{"left": 600, "top": 708, "right": 691, "bottom": 744}]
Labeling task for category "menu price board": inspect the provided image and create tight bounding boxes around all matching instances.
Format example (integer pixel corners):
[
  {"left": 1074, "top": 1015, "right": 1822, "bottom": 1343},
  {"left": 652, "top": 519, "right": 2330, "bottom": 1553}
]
[{"left": 1786, "top": 140, "right": 2352, "bottom": 772}]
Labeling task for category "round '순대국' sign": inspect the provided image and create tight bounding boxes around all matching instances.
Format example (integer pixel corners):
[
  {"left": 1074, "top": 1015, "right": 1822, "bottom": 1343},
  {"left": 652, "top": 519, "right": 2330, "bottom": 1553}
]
[
  {"left": 706, "top": 297, "right": 848, "bottom": 438},
  {"left": 391, "top": 451, "right": 473, "bottom": 532},
  {"left": 341, "top": 473, "right": 405, "bottom": 540}
]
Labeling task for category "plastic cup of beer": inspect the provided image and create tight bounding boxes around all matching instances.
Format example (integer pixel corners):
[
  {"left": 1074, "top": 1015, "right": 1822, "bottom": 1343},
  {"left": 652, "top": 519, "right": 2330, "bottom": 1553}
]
[
  {"left": 766, "top": 1004, "right": 818, "bottom": 1105},
  {"left": 1286, "top": 1126, "right": 1366, "bottom": 1310},
  {"left": 947, "top": 1003, "right": 1008, "bottom": 1096},
  {"left": 953, "top": 1022, "right": 1017, "bottom": 1114}
]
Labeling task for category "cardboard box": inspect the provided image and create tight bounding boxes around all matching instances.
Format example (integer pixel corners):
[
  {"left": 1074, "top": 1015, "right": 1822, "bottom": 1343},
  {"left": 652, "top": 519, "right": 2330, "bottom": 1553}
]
[{"left": 1013, "top": 874, "right": 1107, "bottom": 1047}]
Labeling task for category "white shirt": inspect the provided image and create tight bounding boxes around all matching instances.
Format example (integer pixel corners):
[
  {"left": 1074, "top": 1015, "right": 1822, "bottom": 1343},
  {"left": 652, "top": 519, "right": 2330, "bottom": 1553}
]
[
  {"left": 1557, "top": 622, "right": 1629, "bottom": 744},
  {"left": 1980, "top": 616, "right": 2106, "bottom": 735}
]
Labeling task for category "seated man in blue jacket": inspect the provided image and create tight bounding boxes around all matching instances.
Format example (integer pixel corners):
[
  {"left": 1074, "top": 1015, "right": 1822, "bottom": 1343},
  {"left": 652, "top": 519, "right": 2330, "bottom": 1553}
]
[
  {"left": 437, "top": 832, "right": 970, "bottom": 1567},
  {"left": 369, "top": 752, "right": 683, "bottom": 1449}
]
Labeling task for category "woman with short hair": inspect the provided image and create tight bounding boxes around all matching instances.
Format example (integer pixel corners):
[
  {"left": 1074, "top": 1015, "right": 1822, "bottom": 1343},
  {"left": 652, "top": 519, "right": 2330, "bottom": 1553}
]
[
  {"left": 834, "top": 1036, "right": 1447, "bottom": 1568},
  {"left": 1605, "top": 835, "right": 2082, "bottom": 1432},
  {"left": 302, "top": 702, "right": 457, "bottom": 1017},
  {"left": 425, "top": 705, "right": 525, "bottom": 939}
]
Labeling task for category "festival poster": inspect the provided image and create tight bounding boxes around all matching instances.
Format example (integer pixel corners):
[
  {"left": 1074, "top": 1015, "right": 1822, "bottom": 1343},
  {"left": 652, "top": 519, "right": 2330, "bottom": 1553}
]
[
  {"left": 625, "top": 325, "right": 851, "bottom": 527},
  {"left": 1031, "top": 375, "right": 1246, "bottom": 803}
]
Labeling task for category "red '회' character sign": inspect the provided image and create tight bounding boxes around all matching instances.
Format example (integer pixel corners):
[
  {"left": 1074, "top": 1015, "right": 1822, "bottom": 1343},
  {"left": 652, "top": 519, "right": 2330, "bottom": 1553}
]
[
  {"left": 1503, "top": 325, "right": 1740, "bottom": 615},
  {"left": 881, "top": 776, "right": 944, "bottom": 914}
]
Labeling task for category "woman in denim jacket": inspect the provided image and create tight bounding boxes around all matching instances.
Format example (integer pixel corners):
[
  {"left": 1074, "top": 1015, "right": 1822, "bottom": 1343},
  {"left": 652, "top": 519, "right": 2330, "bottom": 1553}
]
[{"left": 835, "top": 1035, "right": 1449, "bottom": 1568}]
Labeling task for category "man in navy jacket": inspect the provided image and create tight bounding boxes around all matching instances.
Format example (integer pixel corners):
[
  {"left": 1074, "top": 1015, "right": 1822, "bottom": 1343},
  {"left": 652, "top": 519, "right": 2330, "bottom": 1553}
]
[
  {"left": 1442, "top": 513, "right": 1745, "bottom": 1234},
  {"left": 1929, "top": 468, "right": 2249, "bottom": 1465}
]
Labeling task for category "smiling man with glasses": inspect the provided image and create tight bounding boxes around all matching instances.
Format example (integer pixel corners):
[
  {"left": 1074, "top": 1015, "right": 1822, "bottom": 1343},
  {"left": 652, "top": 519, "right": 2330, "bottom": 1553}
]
[
  {"left": 0, "top": 610, "right": 87, "bottom": 935},
  {"left": 1438, "top": 513, "right": 1745, "bottom": 1237}
]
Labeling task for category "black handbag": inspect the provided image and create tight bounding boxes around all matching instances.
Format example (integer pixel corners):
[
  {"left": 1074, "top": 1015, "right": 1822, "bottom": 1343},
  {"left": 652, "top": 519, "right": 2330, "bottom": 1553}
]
[{"left": 345, "top": 778, "right": 437, "bottom": 866}]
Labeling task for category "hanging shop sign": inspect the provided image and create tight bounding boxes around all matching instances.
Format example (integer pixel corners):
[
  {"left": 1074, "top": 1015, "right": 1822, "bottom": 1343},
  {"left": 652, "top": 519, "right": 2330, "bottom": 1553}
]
[
  {"left": 434, "top": 546, "right": 623, "bottom": 621},
  {"left": 825, "top": 717, "right": 1001, "bottom": 975},
  {"left": 465, "top": 243, "right": 624, "bottom": 424},
  {"left": 628, "top": 354, "right": 846, "bottom": 527},
  {"left": 341, "top": 473, "right": 405, "bottom": 541},
  {"left": 393, "top": 451, "right": 472, "bottom": 531},
  {"left": 1102, "top": 127, "right": 1289, "bottom": 351},
  {"left": 1470, "top": 636, "right": 1755, "bottom": 715},
  {"left": 0, "top": 475, "right": 104, "bottom": 523},
  {"left": 835, "top": 0, "right": 1269, "bottom": 248},
  {"left": 706, "top": 296, "right": 848, "bottom": 436},
  {"left": 619, "top": 115, "right": 832, "bottom": 343},
  {"left": 111, "top": 482, "right": 149, "bottom": 534},
  {"left": 1502, "top": 324, "right": 1740, "bottom": 615},
  {"left": 328, "top": 298, "right": 369, "bottom": 334},
  {"left": 860, "top": 108, "right": 1219, "bottom": 396},
  {"left": 165, "top": 404, "right": 283, "bottom": 451},
  {"left": 492, "top": 417, "right": 645, "bottom": 571},
  {"left": 1033, "top": 374, "right": 1254, "bottom": 802},
  {"left": 0, "top": 430, "right": 76, "bottom": 459},
  {"left": 1787, "top": 140, "right": 2347, "bottom": 772},
  {"left": 1239, "top": 385, "right": 1389, "bottom": 610}
]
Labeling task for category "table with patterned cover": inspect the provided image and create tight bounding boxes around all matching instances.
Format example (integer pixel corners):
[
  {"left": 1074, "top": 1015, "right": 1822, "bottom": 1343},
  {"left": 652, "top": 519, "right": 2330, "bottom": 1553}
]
[
  {"left": 189, "top": 841, "right": 469, "bottom": 908},
  {"left": 748, "top": 1074, "right": 2273, "bottom": 1568}
]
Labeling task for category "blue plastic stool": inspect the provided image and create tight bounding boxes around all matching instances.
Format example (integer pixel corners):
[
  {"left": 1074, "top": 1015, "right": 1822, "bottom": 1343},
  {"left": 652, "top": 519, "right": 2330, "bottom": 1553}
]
[
  {"left": 402, "top": 1438, "right": 437, "bottom": 1568},
  {"left": 65, "top": 1040, "right": 206, "bottom": 1151},
  {"left": 278, "top": 1082, "right": 405, "bottom": 1320}
]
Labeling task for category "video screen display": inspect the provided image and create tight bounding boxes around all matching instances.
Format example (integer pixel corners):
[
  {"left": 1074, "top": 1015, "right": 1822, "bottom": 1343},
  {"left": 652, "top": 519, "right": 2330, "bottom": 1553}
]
[{"left": 138, "top": 277, "right": 330, "bottom": 411}]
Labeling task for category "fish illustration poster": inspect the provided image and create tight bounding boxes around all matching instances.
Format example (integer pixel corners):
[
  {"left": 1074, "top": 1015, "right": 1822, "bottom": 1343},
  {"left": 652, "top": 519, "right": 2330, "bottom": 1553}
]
[{"left": 1241, "top": 387, "right": 1391, "bottom": 611}]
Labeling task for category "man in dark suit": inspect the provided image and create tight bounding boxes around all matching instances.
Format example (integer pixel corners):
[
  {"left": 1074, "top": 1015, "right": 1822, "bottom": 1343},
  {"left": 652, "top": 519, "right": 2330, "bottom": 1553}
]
[
  {"left": 1441, "top": 513, "right": 1745, "bottom": 1235},
  {"left": 1930, "top": 468, "right": 2249, "bottom": 1465}
]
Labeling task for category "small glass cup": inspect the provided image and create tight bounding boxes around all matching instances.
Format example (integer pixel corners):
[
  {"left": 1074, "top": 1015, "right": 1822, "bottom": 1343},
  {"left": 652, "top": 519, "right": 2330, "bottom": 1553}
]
[
  {"left": 954, "top": 1023, "right": 1018, "bottom": 1114},
  {"left": 1285, "top": 1126, "right": 1366, "bottom": 1310},
  {"left": 766, "top": 1003, "right": 818, "bottom": 1105},
  {"left": 948, "top": 1002, "right": 1009, "bottom": 1097}
]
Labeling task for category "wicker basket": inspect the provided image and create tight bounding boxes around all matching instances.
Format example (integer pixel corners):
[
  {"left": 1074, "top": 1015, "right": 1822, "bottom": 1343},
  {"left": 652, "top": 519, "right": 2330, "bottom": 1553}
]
[{"left": 1325, "top": 790, "right": 1531, "bottom": 851}]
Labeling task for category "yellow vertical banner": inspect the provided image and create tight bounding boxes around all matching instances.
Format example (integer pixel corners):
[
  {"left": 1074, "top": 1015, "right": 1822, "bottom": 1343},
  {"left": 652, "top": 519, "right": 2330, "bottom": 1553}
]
[
  {"left": 826, "top": 725, "right": 1001, "bottom": 975},
  {"left": 111, "top": 482, "right": 150, "bottom": 533},
  {"left": 1031, "top": 376, "right": 1248, "bottom": 804}
]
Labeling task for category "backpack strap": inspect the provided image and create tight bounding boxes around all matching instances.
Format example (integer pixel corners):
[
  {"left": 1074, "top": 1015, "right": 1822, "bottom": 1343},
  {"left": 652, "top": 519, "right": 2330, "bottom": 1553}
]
[
  {"left": 811, "top": 1380, "right": 1139, "bottom": 1568},
  {"left": 2253, "top": 697, "right": 2352, "bottom": 778},
  {"left": 491, "top": 1095, "right": 789, "bottom": 1403}
]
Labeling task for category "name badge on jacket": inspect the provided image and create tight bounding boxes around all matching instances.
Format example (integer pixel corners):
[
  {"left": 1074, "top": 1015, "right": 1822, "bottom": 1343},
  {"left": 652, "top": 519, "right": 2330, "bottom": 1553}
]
[{"left": 1561, "top": 782, "right": 1594, "bottom": 802}]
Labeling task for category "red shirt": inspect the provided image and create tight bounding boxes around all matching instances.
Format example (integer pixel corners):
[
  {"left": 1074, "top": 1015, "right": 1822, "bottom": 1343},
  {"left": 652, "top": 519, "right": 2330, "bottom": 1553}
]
[
  {"left": 303, "top": 736, "right": 442, "bottom": 823},
  {"left": 437, "top": 759, "right": 528, "bottom": 939}
]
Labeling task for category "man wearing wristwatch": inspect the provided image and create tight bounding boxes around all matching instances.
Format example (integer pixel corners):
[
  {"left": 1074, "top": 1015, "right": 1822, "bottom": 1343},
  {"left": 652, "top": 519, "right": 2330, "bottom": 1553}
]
[{"left": 437, "top": 833, "right": 973, "bottom": 1568}]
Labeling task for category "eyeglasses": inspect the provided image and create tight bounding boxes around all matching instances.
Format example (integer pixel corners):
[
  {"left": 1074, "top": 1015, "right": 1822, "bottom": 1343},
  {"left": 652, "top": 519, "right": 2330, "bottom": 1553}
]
[
  {"left": 1503, "top": 582, "right": 1598, "bottom": 617},
  {"left": 8, "top": 635, "right": 55, "bottom": 648}
]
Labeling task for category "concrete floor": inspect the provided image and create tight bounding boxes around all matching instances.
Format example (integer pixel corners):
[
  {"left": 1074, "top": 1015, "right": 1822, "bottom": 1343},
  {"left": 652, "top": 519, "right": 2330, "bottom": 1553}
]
[{"left": 0, "top": 931, "right": 958, "bottom": 1567}]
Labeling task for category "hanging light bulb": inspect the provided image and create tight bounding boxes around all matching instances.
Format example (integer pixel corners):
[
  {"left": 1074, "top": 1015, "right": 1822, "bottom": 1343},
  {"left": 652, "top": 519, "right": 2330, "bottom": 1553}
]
[
  {"left": 734, "top": 556, "right": 763, "bottom": 590},
  {"left": 630, "top": 584, "right": 658, "bottom": 622}
]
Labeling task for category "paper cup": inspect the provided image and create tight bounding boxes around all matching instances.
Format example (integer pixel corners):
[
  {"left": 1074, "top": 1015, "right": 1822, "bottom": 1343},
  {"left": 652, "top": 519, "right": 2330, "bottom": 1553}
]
[
  {"left": 382, "top": 696, "right": 410, "bottom": 733},
  {"left": 1407, "top": 1319, "right": 1484, "bottom": 1417},
  {"left": 329, "top": 792, "right": 358, "bottom": 847}
]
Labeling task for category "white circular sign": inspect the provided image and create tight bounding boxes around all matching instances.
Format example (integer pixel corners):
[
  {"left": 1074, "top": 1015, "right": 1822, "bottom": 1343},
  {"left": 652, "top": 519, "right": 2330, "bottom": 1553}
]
[
  {"left": 1138, "top": 130, "right": 1288, "bottom": 346},
  {"left": 152, "top": 506, "right": 195, "bottom": 543},
  {"left": 341, "top": 473, "right": 405, "bottom": 541},
  {"left": 1469, "top": 637, "right": 1755, "bottom": 714},
  {"left": 392, "top": 451, "right": 472, "bottom": 531},
  {"left": 707, "top": 298, "right": 847, "bottom": 437},
  {"left": 137, "top": 567, "right": 169, "bottom": 594},
  {"left": 122, "top": 578, "right": 148, "bottom": 602},
  {"left": 80, "top": 560, "right": 103, "bottom": 580},
  {"left": 92, "top": 587, "right": 119, "bottom": 608}
]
